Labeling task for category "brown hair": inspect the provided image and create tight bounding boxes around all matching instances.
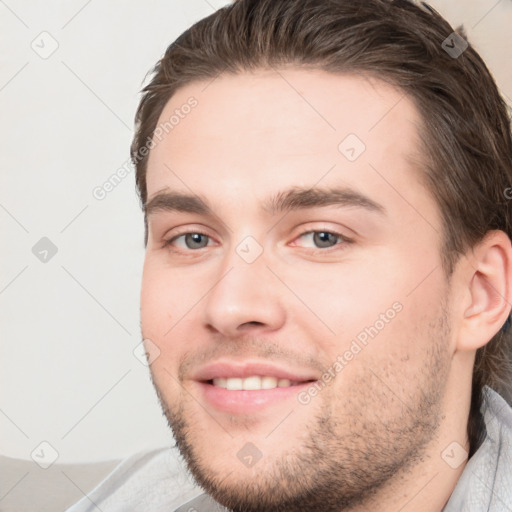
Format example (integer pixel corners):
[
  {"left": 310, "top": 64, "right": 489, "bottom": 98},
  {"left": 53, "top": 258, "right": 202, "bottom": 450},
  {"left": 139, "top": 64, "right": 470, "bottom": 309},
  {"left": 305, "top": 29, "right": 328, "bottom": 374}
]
[{"left": 130, "top": 0, "right": 512, "bottom": 455}]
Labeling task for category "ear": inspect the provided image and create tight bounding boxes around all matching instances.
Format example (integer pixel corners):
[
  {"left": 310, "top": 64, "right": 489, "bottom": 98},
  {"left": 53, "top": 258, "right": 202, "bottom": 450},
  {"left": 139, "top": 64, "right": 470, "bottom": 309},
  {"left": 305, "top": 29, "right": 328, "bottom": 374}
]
[{"left": 457, "top": 230, "right": 512, "bottom": 351}]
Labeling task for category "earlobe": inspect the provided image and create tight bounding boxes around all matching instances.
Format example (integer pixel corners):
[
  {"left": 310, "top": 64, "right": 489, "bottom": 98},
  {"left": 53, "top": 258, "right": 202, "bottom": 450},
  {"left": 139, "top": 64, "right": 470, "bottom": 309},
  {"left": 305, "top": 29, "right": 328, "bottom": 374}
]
[{"left": 457, "top": 231, "right": 512, "bottom": 352}]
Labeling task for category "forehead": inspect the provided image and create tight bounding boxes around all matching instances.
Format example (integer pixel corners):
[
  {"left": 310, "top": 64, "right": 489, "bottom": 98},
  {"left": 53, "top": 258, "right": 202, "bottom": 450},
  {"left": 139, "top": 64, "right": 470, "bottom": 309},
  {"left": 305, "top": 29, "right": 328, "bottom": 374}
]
[{"left": 145, "top": 68, "right": 429, "bottom": 221}]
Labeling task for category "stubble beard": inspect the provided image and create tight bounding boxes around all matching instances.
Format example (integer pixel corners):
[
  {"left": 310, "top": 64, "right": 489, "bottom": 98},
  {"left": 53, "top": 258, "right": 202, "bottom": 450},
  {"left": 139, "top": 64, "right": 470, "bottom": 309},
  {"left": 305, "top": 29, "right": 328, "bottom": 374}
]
[{"left": 150, "top": 310, "right": 452, "bottom": 512}]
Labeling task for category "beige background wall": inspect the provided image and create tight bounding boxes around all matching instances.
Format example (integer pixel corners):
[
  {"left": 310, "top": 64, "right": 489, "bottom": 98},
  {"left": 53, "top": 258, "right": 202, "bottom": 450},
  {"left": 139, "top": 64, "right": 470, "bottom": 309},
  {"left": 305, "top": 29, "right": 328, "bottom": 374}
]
[{"left": 1, "top": 0, "right": 511, "bottom": 464}]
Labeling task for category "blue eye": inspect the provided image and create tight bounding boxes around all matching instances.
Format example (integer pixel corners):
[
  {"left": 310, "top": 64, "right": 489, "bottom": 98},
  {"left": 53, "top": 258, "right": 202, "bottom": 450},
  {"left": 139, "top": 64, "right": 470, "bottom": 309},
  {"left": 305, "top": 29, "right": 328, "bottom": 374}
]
[
  {"left": 165, "top": 232, "right": 211, "bottom": 250},
  {"left": 298, "top": 231, "right": 343, "bottom": 249},
  {"left": 163, "top": 229, "right": 351, "bottom": 253},
  {"left": 297, "top": 231, "right": 352, "bottom": 252}
]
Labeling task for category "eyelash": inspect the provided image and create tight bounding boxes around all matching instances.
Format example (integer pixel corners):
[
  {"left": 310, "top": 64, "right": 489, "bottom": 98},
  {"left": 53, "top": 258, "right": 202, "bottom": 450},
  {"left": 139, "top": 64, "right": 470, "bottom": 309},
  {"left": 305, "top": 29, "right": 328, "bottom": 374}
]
[{"left": 162, "top": 229, "right": 353, "bottom": 254}]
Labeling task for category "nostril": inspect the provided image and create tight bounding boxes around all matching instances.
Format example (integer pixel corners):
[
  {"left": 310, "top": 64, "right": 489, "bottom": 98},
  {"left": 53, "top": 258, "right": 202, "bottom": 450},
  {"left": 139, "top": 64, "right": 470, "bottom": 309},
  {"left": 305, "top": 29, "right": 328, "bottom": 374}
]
[{"left": 240, "top": 321, "right": 264, "bottom": 328}]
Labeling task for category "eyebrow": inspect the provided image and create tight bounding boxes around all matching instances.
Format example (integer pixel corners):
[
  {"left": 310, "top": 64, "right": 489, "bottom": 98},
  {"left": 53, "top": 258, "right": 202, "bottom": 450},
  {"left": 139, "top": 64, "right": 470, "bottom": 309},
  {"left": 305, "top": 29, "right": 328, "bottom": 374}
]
[{"left": 145, "top": 186, "right": 386, "bottom": 218}]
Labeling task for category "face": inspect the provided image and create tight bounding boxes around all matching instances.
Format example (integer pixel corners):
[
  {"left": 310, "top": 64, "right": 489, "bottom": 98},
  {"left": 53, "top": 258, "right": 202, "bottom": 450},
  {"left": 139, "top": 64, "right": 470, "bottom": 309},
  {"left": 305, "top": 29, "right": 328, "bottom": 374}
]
[{"left": 140, "top": 68, "right": 455, "bottom": 511}]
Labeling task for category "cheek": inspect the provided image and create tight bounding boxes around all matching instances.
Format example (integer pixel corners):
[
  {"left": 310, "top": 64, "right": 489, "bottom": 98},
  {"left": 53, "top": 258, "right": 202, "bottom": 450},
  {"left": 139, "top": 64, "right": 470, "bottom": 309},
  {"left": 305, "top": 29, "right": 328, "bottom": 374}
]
[
  {"left": 140, "top": 263, "right": 186, "bottom": 383},
  {"left": 306, "top": 259, "right": 444, "bottom": 363},
  {"left": 140, "top": 257, "right": 208, "bottom": 364},
  {"left": 282, "top": 257, "right": 401, "bottom": 341},
  {"left": 140, "top": 257, "right": 180, "bottom": 339}
]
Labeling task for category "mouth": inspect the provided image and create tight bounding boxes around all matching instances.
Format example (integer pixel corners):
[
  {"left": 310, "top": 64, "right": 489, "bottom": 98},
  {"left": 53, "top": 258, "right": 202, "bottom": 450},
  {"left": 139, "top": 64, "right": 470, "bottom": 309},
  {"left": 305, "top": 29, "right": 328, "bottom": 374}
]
[
  {"left": 196, "top": 376, "right": 318, "bottom": 414},
  {"left": 191, "top": 360, "right": 320, "bottom": 414}
]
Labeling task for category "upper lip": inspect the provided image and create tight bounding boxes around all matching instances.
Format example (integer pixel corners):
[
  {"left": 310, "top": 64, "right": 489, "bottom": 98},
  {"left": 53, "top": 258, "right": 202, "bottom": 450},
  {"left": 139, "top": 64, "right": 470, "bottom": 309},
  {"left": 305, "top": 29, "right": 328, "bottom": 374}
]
[{"left": 192, "top": 361, "right": 319, "bottom": 382}]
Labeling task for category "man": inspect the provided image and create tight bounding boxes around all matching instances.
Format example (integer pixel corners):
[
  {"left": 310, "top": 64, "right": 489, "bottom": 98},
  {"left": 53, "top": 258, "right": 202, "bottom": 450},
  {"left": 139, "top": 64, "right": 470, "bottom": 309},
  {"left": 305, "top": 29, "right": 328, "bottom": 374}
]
[{"left": 67, "top": 0, "right": 512, "bottom": 510}]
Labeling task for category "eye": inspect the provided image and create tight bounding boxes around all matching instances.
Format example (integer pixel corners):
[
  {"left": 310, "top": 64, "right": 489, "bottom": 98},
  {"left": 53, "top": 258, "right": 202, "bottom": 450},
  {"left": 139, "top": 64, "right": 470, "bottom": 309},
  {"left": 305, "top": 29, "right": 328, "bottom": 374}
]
[
  {"left": 164, "top": 232, "right": 212, "bottom": 250},
  {"left": 162, "top": 229, "right": 351, "bottom": 253},
  {"left": 294, "top": 230, "right": 350, "bottom": 250}
]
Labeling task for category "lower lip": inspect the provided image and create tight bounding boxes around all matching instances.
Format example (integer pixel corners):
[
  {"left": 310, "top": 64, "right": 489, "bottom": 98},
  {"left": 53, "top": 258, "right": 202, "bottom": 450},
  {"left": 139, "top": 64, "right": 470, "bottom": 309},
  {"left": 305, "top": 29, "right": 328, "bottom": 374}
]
[{"left": 196, "top": 381, "right": 316, "bottom": 414}]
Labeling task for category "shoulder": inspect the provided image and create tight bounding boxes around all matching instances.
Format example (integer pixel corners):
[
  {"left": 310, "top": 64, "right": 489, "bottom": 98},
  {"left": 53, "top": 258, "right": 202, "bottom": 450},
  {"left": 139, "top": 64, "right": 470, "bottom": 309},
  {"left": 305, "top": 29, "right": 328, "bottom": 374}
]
[
  {"left": 65, "top": 445, "right": 204, "bottom": 512},
  {"left": 443, "top": 386, "right": 512, "bottom": 511}
]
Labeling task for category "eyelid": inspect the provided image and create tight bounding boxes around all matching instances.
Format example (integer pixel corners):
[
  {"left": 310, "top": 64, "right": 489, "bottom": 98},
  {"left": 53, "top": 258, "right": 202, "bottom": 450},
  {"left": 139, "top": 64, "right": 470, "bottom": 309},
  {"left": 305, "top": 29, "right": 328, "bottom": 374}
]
[{"left": 289, "top": 220, "right": 353, "bottom": 240}]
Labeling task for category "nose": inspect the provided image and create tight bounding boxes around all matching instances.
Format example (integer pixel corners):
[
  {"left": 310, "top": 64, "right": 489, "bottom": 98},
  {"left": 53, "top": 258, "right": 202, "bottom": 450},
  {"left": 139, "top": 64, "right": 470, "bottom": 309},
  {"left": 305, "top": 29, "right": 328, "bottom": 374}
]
[{"left": 202, "top": 247, "right": 287, "bottom": 338}]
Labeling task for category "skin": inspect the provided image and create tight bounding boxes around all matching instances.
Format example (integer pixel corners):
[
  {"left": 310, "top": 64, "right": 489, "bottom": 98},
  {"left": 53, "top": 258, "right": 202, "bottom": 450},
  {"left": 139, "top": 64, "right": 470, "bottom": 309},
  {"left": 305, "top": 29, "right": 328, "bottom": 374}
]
[{"left": 140, "top": 68, "right": 512, "bottom": 511}]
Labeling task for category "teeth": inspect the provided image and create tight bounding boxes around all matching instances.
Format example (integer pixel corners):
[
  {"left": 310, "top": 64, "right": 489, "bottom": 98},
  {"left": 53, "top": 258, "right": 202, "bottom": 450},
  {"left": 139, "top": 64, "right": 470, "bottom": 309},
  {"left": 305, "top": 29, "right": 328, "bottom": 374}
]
[
  {"left": 212, "top": 376, "right": 296, "bottom": 390},
  {"left": 226, "top": 378, "right": 243, "bottom": 390},
  {"left": 261, "top": 376, "right": 277, "bottom": 389},
  {"left": 214, "top": 378, "right": 227, "bottom": 388},
  {"left": 243, "top": 376, "right": 262, "bottom": 390}
]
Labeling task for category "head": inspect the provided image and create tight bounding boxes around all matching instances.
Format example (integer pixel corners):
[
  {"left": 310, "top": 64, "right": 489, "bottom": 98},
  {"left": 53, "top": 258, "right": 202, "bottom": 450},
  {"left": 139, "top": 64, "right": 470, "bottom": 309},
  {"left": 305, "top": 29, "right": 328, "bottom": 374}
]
[{"left": 133, "top": 1, "right": 512, "bottom": 510}]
